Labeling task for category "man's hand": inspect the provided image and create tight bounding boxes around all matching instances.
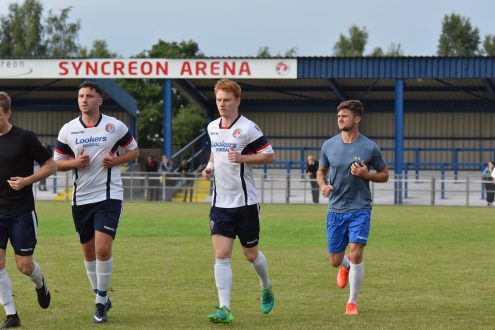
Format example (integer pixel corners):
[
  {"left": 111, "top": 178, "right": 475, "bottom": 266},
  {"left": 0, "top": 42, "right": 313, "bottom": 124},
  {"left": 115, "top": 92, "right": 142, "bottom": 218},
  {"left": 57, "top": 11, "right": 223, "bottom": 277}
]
[
  {"left": 350, "top": 161, "right": 368, "bottom": 178},
  {"left": 228, "top": 148, "right": 244, "bottom": 163},
  {"left": 75, "top": 149, "right": 90, "bottom": 168},
  {"left": 202, "top": 167, "right": 213, "bottom": 181},
  {"left": 102, "top": 152, "right": 116, "bottom": 169},
  {"left": 320, "top": 184, "right": 333, "bottom": 197},
  {"left": 7, "top": 177, "right": 27, "bottom": 191}
]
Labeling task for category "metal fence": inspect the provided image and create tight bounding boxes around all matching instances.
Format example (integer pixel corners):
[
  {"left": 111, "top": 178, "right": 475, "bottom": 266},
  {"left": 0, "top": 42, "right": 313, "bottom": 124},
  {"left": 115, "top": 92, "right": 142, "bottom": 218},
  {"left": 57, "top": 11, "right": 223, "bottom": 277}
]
[{"left": 34, "top": 169, "right": 491, "bottom": 207}]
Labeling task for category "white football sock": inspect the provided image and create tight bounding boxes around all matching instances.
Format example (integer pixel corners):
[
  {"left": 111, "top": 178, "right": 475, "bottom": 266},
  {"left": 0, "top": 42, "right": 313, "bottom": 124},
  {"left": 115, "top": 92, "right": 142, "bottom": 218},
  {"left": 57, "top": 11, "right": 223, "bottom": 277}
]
[
  {"left": 348, "top": 261, "right": 364, "bottom": 304},
  {"left": 96, "top": 258, "right": 112, "bottom": 305},
  {"left": 29, "top": 262, "right": 44, "bottom": 289},
  {"left": 84, "top": 259, "right": 97, "bottom": 292},
  {"left": 341, "top": 255, "right": 350, "bottom": 269},
  {"left": 0, "top": 268, "right": 16, "bottom": 315},
  {"left": 214, "top": 258, "right": 232, "bottom": 309},
  {"left": 251, "top": 251, "right": 270, "bottom": 289}
]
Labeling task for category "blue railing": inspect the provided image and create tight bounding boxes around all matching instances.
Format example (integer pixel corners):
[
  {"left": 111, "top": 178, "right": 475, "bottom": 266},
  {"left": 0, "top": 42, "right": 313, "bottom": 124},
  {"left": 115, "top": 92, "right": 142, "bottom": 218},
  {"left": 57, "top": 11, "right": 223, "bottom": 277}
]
[
  {"left": 172, "top": 130, "right": 210, "bottom": 172},
  {"left": 262, "top": 146, "right": 492, "bottom": 178}
]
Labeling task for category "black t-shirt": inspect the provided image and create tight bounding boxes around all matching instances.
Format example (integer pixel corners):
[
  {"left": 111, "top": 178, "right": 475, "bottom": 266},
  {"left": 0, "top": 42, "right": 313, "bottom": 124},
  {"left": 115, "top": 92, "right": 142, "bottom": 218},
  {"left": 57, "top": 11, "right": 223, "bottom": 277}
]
[
  {"left": 0, "top": 126, "right": 51, "bottom": 214},
  {"left": 306, "top": 161, "right": 319, "bottom": 179}
]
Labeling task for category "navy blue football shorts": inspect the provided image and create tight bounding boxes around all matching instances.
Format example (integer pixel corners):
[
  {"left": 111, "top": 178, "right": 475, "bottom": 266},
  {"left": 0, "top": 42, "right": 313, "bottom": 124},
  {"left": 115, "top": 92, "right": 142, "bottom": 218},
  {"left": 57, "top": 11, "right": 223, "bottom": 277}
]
[
  {"left": 209, "top": 204, "right": 260, "bottom": 248},
  {"left": 72, "top": 199, "right": 122, "bottom": 244},
  {"left": 0, "top": 211, "right": 38, "bottom": 256},
  {"left": 326, "top": 209, "right": 371, "bottom": 254}
]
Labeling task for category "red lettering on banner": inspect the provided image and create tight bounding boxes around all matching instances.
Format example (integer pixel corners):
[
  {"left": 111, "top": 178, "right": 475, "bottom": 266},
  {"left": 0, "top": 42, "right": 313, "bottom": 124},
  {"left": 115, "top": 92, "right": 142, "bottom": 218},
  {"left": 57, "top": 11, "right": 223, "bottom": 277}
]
[
  {"left": 114, "top": 62, "right": 124, "bottom": 75},
  {"left": 239, "top": 61, "right": 251, "bottom": 75},
  {"left": 101, "top": 61, "right": 110, "bottom": 75},
  {"left": 129, "top": 61, "right": 137, "bottom": 75},
  {"left": 196, "top": 61, "right": 207, "bottom": 75},
  {"left": 142, "top": 61, "right": 152, "bottom": 75},
  {"left": 211, "top": 61, "right": 220, "bottom": 75},
  {"left": 87, "top": 62, "right": 98, "bottom": 75},
  {"left": 59, "top": 62, "right": 69, "bottom": 75},
  {"left": 55, "top": 60, "right": 255, "bottom": 77},
  {"left": 72, "top": 62, "right": 83, "bottom": 75},
  {"left": 180, "top": 62, "right": 192, "bottom": 75},
  {"left": 156, "top": 62, "right": 168, "bottom": 75},
  {"left": 224, "top": 62, "right": 235, "bottom": 75}
]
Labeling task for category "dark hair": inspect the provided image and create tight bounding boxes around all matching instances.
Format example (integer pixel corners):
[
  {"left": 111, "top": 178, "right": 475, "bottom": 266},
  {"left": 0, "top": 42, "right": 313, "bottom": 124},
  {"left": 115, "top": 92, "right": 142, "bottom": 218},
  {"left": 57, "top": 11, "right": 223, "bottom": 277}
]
[
  {"left": 0, "top": 91, "right": 12, "bottom": 112},
  {"left": 79, "top": 81, "right": 103, "bottom": 97},
  {"left": 337, "top": 100, "right": 364, "bottom": 117}
]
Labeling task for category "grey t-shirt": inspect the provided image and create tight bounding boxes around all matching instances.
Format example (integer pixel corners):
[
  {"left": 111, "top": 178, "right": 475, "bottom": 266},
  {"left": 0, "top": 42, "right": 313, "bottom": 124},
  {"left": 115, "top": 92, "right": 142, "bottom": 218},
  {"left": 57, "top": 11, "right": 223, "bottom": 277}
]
[{"left": 319, "top": 133, "right": 387, "bottom": 212}]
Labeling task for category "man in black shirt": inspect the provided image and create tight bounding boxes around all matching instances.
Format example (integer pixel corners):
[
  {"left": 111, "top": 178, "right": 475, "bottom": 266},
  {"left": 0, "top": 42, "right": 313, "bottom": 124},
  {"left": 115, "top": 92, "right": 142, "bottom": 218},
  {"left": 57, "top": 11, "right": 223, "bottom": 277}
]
[
  {"left": 0, "top": 92, "right": 56, "bottom": 328},
  {"left": 306, "top": 154, "right": 319, "bottom": 203}
]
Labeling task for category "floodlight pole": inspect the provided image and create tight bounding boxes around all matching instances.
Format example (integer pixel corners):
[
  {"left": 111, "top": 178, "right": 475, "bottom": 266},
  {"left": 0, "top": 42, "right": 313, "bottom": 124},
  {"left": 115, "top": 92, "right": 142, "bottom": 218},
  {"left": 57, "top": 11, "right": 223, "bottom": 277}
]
[
  {"left": 394, "top": 79, "right": 404, "bottom": 205},
  {"left": 163, "top": 79, "right": 172, "bottom": 159}
]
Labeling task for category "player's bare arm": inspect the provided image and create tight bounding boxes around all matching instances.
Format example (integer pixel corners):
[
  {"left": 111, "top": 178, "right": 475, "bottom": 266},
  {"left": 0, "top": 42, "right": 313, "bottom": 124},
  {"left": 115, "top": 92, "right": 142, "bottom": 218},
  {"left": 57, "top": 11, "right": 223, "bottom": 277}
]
[
  {"left": 55, "top": 148, "right": 90, "bottom": 171},
  {"left": 317, "top": 167, "right": 333, "bottom": 197},
  {"left": 102, "top": 149, "right": 139, "bottom": 169},
  {"left": 7, "top": 158, "right": 56, "bottom": 191},
  {"left": 227, "top": 148, "right": 275, "bottom": 164}
]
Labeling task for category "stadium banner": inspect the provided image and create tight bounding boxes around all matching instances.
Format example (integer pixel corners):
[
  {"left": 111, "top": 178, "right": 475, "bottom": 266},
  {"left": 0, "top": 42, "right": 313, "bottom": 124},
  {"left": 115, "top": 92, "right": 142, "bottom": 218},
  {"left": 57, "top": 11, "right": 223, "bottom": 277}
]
[{"left": 0, "top": 59, "right": 297, "bottom": 79}]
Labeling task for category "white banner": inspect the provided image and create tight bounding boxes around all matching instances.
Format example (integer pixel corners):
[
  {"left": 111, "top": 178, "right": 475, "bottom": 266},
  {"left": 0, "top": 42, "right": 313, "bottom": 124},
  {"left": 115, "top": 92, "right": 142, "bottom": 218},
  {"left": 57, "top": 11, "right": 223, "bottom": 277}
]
[{"left": 0, "top": 59, "right": 297, "bottom": 79}]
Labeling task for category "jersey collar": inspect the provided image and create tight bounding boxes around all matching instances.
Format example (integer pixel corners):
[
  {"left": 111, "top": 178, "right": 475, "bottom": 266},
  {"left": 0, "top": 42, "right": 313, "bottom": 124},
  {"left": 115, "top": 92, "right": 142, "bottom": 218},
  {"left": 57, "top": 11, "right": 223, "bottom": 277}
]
[
  {"left": 219, "top": 115, "right": 242, "bottom": 129},
  {"left": 79, "top": 114, "right": 103, "bottom": 128}
]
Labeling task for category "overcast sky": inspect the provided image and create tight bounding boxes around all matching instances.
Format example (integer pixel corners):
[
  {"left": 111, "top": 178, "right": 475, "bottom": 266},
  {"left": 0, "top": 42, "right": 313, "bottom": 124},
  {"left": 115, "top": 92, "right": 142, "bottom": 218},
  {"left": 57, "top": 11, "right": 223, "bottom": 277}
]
[{"left": 1, "top": 0, "right": 494, "bottom": 57}]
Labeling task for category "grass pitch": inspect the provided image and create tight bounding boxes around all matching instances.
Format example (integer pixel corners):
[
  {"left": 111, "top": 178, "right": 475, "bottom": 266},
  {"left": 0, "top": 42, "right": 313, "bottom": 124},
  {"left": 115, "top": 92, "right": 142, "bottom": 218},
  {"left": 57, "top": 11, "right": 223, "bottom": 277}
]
[{"left": 4, "top": 202, "right": 494, "bottom": 329}]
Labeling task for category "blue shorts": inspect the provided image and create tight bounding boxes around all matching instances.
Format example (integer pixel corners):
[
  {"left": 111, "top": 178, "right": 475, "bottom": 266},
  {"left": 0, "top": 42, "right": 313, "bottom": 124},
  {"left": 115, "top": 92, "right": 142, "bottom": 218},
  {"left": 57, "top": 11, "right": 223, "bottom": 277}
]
[
  {"left": 326, "top": 209, "right": 371, "bottom": 254},
  {"left": 0, "top": 211, "right": 38, "bottom": 256},
  {"left": 72, "top": 199, "right": 122, "bottom": 244},
  {"left": 209, "top": 204, "right": 260, "bottom": 248}
]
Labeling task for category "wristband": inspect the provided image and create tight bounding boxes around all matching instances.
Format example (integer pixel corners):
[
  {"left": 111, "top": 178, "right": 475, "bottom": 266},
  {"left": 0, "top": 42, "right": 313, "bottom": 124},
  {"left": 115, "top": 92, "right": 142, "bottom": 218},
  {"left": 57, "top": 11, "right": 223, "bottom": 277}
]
[{"left": 206, "top": 162, "right": 214, "bottom": 170}]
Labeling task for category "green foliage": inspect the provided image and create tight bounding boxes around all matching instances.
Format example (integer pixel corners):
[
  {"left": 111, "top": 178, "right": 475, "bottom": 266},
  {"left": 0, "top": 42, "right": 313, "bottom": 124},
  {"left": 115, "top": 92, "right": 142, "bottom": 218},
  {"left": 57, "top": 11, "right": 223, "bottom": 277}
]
[
  {"left": 43, "top": 7, "right": 80, "bottom": 57},
  {"left": 119, "top": 40, "right": 203, "bottom": 148},
  {"left": 7, "top": 202, "right": 494, "bottom": 329},
  {"left": 369, "top": 43, "right": 404, "bottom": 57},
  {"left": 80, "top": 39, "right": 117, "bottom": 58},
  {"left": 0, "top": 0, "right": 81, "bottom": 57},
  {"left": 333, "top": 25, "right": 368, "bottom": 56},
  {"left": 0, "top": 0, "right": 44, "bottom": 56},
  {"left": 257, "top": 46, "right": 271, "bottom": 58},
  {"left": 172, "top": 104, "right": 206, "bottom": 145},
  {"left": 437, "top": 13, "right": 480, "bottom": 56},
  {"left": 483, "top": 35, "right": 495, "bottom": 56}
]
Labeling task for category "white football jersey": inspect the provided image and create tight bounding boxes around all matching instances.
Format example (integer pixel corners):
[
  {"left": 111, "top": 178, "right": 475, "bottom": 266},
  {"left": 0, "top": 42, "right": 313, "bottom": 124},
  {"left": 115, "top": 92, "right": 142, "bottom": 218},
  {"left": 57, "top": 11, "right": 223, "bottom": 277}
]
[
  {"left": 208, "top": 115, "right": 274, "bottom": 208},
  {"left": 54, "top": 114, "right": 138, "bottom": 206}
]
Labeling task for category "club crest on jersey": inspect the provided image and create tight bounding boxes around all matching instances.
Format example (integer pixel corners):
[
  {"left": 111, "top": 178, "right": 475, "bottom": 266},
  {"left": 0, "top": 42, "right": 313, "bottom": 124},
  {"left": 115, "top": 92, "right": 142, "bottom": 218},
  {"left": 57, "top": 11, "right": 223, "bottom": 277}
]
[
  {"left": 105, "top": 123, "right": 115, "bottom": 133},
  {"left": 233, "top": 128, "right": 242, "bottom": 138}
]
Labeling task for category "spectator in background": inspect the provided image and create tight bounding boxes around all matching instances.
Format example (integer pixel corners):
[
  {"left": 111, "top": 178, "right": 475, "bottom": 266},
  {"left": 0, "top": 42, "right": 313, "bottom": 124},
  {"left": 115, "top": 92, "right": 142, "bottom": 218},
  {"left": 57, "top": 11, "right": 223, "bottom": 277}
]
[
  {"left": 145, "top": 155, "right": 159, "bottom": 201},
  {"left": 177, "top": 160, "right": 192, "bottom": 202},
  {"left": 306, "top": 154, "right": 319, "bottom": 203},
  {"left": 482, "top": 161, "right": 495, "bottom": 206},
  {"left": 145, "top": 155, "right": 158, "bottom": 172},
  {"left": 159, "top": 155, "right": 173, "bottom": 173}
]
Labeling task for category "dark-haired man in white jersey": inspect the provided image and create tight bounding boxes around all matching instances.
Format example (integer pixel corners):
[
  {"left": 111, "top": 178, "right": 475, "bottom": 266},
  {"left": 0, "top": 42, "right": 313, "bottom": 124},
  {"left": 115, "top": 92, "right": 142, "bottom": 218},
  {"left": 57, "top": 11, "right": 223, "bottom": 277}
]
[
  {"left": 54, "top": 81, "right": 139, "bottom": 324},
  {"left": 202, "top": 79, "right": 275, "bottom": 324}
]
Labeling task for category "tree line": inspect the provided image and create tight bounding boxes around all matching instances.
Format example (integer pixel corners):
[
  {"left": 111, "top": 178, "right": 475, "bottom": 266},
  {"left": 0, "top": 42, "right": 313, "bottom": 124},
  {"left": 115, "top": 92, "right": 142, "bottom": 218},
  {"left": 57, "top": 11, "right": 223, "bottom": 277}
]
[{"left": 1, "top": 0, "right": 494, "bottom": 148}]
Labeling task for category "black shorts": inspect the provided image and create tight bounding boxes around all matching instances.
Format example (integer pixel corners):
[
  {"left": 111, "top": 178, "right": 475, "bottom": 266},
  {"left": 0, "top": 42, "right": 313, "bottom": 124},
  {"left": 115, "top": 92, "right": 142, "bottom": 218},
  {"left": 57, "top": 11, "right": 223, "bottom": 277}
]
[
  {"left": 209, "top": 204, "right": 260, "bottom": 248},
  {"left": 0, "top": 211, "right": 38, "bottom": 256},
  {"left": 72, "top": 199, "right": 122, "bottom": 244}
]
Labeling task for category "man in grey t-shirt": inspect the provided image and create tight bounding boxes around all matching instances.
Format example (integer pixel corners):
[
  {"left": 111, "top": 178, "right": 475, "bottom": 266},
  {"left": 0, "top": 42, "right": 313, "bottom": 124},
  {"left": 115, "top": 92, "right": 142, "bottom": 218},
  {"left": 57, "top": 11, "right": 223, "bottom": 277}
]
[{"left": 317, "top": 100, "right": 389, "bottom": 316}]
